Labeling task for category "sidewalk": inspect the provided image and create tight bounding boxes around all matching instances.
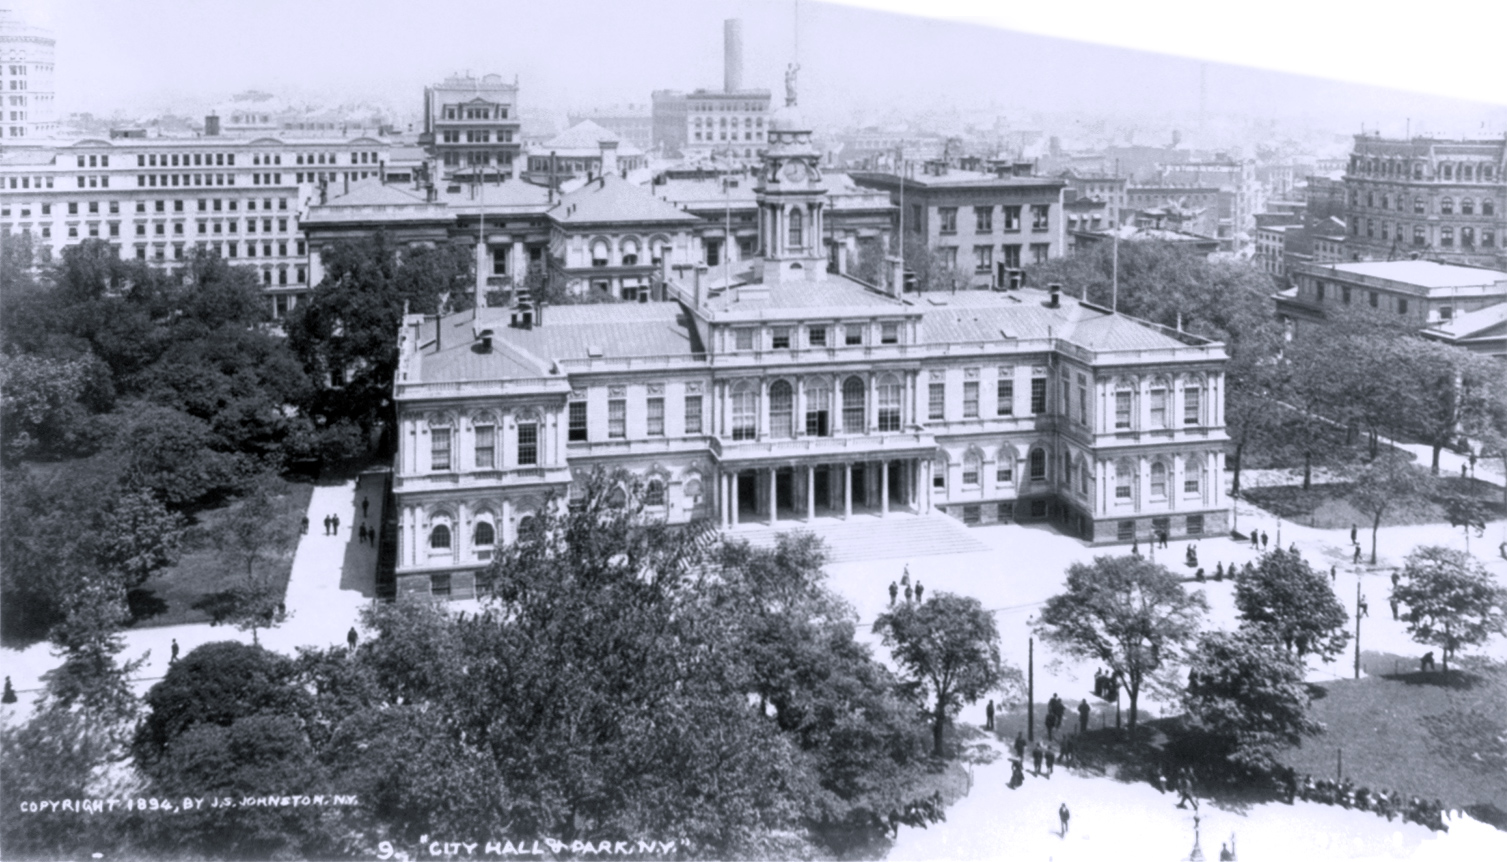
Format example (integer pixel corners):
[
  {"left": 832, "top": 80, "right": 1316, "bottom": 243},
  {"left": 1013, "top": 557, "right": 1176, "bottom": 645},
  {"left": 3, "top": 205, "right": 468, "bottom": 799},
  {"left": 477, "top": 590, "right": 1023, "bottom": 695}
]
[{"left": 1, "top": 473, "right": 386, "bottom": 717}]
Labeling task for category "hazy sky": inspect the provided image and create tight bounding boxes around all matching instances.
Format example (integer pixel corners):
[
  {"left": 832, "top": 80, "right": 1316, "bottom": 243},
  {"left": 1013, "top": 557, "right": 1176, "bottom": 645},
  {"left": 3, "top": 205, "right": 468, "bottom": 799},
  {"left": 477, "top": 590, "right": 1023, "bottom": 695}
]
[{"left": 11, "top": 0, "right": 1506, "bottom": 136}]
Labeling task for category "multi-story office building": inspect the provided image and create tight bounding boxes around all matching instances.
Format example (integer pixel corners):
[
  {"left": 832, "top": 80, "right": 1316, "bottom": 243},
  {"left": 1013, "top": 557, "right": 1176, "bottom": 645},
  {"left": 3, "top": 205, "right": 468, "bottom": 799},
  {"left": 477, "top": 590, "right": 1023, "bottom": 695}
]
[
  {"left": 422, "top": 74, "right": 521, "bottom": 182},
  {"left": 567, "top": 106, "right": 653, "bottom": 152},
  {"left": 0, "top": 9, "right": 57, "bottom": 141},
  {"left": 1155, "top": 158, "right": 1260, "bottom": 250},
  {"left": 523, "top": 121, "right": 648, "bottom": 185},
  {"left": 1341, "top": 135, "right": 1507, "bottom": 269},
  {"left": 0, "top": 132, "right": 394, "bottom": 316},
  {"left": 851, "top": 164, "right": 1067, "bottom": 288},
  {"left": 651, "top": 20, "right": 770, "bottom": 161},
  {"left": 387, "top": 103, "right": 1230, "bottom": 596},
  {"left": 1277, "top": 259, "right": 1507, "bottom": 336},
  {"left": 1058, "top": 171, "right": 1127, "bottom": 228}
]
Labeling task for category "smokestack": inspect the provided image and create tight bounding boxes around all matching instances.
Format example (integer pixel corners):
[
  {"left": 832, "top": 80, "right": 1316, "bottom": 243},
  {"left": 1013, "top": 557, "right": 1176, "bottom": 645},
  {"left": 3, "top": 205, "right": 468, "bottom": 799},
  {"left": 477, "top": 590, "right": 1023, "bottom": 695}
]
[
  {"left": 205, "top": 114, "right": 220, "bottom": 136},
  {"left": 724, "top": 19, "right": 743, "bottom": 93}
]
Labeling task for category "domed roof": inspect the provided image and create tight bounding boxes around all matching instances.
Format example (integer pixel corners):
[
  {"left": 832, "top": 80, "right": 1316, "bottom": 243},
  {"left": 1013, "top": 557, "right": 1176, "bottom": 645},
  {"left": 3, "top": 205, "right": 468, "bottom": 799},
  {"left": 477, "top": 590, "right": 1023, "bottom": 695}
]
[{"left": 768, "top": 104, "right": 808, "bottom": 133}]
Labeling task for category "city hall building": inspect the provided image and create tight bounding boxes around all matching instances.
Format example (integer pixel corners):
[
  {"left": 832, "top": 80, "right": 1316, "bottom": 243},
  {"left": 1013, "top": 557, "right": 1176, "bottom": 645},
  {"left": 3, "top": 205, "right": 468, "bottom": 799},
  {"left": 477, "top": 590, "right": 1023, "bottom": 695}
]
[{"left": 389, "top": 105, "right": 1230, "bottom": 597}]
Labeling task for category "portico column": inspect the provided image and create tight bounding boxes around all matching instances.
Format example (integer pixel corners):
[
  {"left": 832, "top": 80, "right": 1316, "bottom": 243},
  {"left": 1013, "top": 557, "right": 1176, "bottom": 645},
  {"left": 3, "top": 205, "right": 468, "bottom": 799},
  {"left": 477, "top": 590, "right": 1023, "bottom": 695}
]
[
  {"left": 510, "top": 242, "right": 526, "bottom": 283},
  {"left": 923, "top": 460, "right": 933, "bottom": 513},
  {"left": 881, "top": 460, "right": 890, "bottom": 516},
  {"left": 731, "top": 471, "right": 740, "bottom": 526},
  {"left": 720, "top": 472, "right": 730, "bottom": 528},
  {"left": 807, "top": 464, "right": 816, "bottom": 521},
  {"left": 844, "top": 463, "right": 853, "bottom": 519},
  {"left": 769, "top": 467, "right": 778, "bottom": 525}
]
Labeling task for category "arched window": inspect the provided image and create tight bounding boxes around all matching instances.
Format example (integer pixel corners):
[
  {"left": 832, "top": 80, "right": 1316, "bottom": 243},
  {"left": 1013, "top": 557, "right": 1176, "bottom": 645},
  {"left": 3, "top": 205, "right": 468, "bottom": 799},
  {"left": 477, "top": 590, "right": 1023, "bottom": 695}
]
[
  {"left": 1150, "top": 461, "right": 1167, "bottom": 499},
  {"left": 1441, "top": 226, "right": 1454, "bottom": 247},
  {"left": 606, "top": 485, "right": 628, "bottom": 508},
  {"left": 788, "top": 207, "right": 804, "bottom": 249},
  {"left": 1462, "top": 198, "right": 1475, "bottom": 216},
  {"left": 1381, "top": 194, "right": 1390, "bottom": 210},
  {"left": 591, "top": 239, "right": 610, "bottom": 266},
  {"left": 1442, "top": 198, "right": 1455, "bottom": 215},
  {"left": 804, "top": 377, "right": 832, "bottom": 436},
  {"left": 1442, "top": 164, "right": 1454, "bottom": 181},
  {"left": 1414, "top": 225, "right": 1426, "bottom": 246},
  {"left": 1462, "top": 227, "right": 1475, "bottom": 248},
  {"left": 474, "top": 521, "right": 495, "bottom": 547},
  {"left": 517, "top": 515, "right": 536, "bottom": 535},
  {"left": 996, "top": 446, "right": 1017, "bottom": 485},
  {"left": 842, "top": 376, "right": 866, "bottom": 433},
  {"left": 1114, "top": 459, "right": 1134, "bottom": 501},
  {"left": 1414, "top": 195, "right": 1425, "bottom": 214},
  {"left": 644, "top": 478, "right": 665, "bottom": 506},
  {"left": 769, "top": 380, "right": 794, "bottom": 438},
  {"left": 1463, "top": 165, "right": 1474, "bottom": 182},
  {"left": 429, "top": 524, "right": 452, "bottom": 550},
  {"left": 1484, "top": 166, "right": 1495, "bottom": 182},
  {"left": 731, "top": 380, "right": 757, "bottom": 440},
  {"left": 620, "top": 238, "right": 640, "bottom": 266},
  {"left": 1366, "top": 192, "right": 1374, "bottom": 208},
  {"left": 1184, "top": 457, "right": 1205, "bottom": 495},
  {"left": 1029, "top": 448, "right": 1047, "bottom": 481},
  {"left": 1077, "top": 456, "right": 1091, "bottom": 496},
  {"left": 962, "top": 450, "right": 981, "bottom": 487},
  {"left": 649, "top": 236, "right": 669, "bottom": 264},
  {"left": 1413, "top": 163, "right": 1424, "bottom": 180},
  {"left": 877, "top": 374, "right": 902, "bottom": 431},
  {"left": 1484, "top": 199, "right": 1497, "bottom": 216},
  {"left": 683, "top": 476, "right": 704, "bottom": 499}
]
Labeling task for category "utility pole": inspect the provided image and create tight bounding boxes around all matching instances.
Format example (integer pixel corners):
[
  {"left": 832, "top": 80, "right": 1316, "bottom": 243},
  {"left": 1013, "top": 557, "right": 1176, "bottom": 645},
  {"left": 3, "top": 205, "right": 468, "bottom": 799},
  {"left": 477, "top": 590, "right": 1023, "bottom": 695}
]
[
  {"left": 1354, "top": 576, "right": 1363, "bottom": 679},
  {"left": 1111, "top": 228, "right": 1119, "bottom": 312},
  {"left": 1027, "top": 636, "right": 1035, "bottom": 742}
]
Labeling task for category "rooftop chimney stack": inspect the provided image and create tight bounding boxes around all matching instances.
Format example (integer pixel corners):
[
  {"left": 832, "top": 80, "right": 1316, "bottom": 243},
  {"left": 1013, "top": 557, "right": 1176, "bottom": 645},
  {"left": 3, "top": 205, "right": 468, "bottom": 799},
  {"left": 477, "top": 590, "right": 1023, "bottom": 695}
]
[
  {"left": 599, "top": 140, "right": 619, "bottom": 177},
  {"left": 1048, "top": 283, "right": 1062, "bottom": 308},
  {"left": 724, "top": 19, "right": 743, "bottom": 93},
  {"left": 205, "top": 114, "right": 220, "bottom": 136}
]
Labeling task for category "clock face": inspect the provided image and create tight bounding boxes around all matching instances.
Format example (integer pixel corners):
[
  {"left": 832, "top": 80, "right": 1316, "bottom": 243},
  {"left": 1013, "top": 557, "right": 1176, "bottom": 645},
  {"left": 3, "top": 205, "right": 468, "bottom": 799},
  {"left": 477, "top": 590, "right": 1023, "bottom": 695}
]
[{"left": 782, "top": 161, "right": 807, "bottom": 182}]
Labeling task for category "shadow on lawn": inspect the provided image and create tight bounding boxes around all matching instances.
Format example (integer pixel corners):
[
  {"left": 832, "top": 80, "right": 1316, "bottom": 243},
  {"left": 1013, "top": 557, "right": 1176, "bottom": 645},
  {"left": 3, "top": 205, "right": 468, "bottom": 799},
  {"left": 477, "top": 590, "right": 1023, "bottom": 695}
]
[
  {"left": 126, "top": 587, "right": 169, "bottom": 622},
  {"left": 1382, "top": 669, "right": 1487, "bottom": 691}
]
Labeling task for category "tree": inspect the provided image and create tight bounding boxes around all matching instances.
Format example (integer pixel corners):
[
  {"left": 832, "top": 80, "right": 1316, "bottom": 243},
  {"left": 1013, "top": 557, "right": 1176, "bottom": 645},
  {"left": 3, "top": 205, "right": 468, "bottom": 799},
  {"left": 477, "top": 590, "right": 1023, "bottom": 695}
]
[
  {"left": 1391, "top": 546, "right": 1507, "bottom": 672},
  {"left": 196, "top": 474, "right": 299, "bottom": 644},
  {"left": 1441, "top": 492, "right": 1491, "bottom": 552},
  {"left": 1394, "top": 339, "right": 1506, "bottom": 475},
  {"left": 1182, "top": 630, "right": 1323, "bottom": 772},
  {"left": 1347, "top": 454, "right": 1434, "bottom": 564},
  {"left": 1233, "top": 548, "right": 1350, "bottom": 662},
  {"left": 109, "top": 404, "right": 249, "bottom": 510},
  {"left": 1035, "top": 555, "right": 1207, "bottom": 733},
  {"left": 0, "top": 353, "right": 108, "bottom": 463},
  {"left": 873, "top": 592, "right": 1013, "bottom": 757}
]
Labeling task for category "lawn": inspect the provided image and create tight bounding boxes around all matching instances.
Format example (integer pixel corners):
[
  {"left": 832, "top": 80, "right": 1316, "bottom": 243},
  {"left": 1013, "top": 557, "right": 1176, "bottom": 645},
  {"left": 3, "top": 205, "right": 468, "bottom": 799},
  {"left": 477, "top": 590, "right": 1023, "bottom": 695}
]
[
  {"left": 126, "top": 479, "right": 313, "bottom": 628},
  {"left": 1243, "top": 476, "right": 1505, "bottom": 530},
  {"left": 1274, "top": 651, "right": 1507, "bottom": 826}
]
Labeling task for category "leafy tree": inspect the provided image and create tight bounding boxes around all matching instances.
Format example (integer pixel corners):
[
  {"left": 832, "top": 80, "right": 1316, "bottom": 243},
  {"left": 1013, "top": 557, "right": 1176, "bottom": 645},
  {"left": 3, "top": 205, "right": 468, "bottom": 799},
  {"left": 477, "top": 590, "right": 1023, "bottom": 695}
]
[
  {"left": 109, "top": 403, "right": 249, "bottom": 509},
  {"left": 1035, "top": 555, "right": 1207, "bottom": 733},
  {"left": 1441, "top": 492, "right": 1491, "bottom": 552},
  {"left": 873, "top": 591, "right": 1013, "bottom": 757},
  {"left": 1391, "top": 546, "right": 1507, "bottom": 672},
  {"left": 1181, "top": 630, "right": 1323, "bottom": 772},
  {"left": 899, "top": 235, "right": 953, "bottom": 294},
  {"left": 1393, "top": 339, "right": 1507, "bottom": 475},
  {"left": 1347, "top": 454, "right": 1434, "bottom": 564},
  {"left": 0, "top": 353, "right": 109, "bottom": 463},
  {"left": 1233, "top": 548, "right": 1350, "bottom": 662},
  {"left": 195, "top": 474, "right": 299, "bottom": 644}
]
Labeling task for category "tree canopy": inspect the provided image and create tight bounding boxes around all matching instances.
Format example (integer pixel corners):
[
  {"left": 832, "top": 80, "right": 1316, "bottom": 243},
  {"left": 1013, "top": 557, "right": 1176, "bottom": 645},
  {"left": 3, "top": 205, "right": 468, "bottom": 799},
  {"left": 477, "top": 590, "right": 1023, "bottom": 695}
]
[
  {"left": 1034, "top": 555, "right": 1207, "bottom": 733},
  {"left": 1233, "top": 548, "right": 1350, "bottom": 662},
  {"left": 1182, "top": 630, "right": 1323, "bottom": 772},
  {"left": 1391, "top": 545, "right": 1507, "bottom": 672}
]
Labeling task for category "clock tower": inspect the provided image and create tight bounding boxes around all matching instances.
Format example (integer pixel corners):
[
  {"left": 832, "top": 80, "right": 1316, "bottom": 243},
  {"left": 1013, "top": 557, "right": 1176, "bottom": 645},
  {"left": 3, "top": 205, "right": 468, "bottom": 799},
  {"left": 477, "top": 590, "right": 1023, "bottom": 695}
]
[{"left": 755, "top": 70, "right": 829, "bottom": 284}]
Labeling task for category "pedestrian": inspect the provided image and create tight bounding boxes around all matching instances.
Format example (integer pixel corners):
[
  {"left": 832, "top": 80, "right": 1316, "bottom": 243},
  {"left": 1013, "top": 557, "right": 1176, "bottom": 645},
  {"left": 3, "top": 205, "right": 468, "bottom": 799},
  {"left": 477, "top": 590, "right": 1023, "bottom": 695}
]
[
  {"left": 347, "top": 627, "right": 358, "bottom": 650},
  {"left": 1045, "top": 740, "right": 1057, "bottom": 777},
  {"left": 358, "top": 524, "right": 366, "bottom": 545},
  {"left": 986, "top": 699, "right": 995, "bottom": 731},
  {"left": 277, "top": 601, "right": 285, "bottom": 618},
  {"left": 1, "top": 676, "right": 15, "bottom": 704},
  {"left": 1014, "top": 731, "right": 1027, "bottom": 761},
  {"left": 1351, "top": 524, "right": 1358, "bottom": 544},
  {"left": 904, "top": 584, "right": 913, "bottom": 602},
  {"left": 1219, "top": 842, "right": 1234, "bottom": 861},
  {"left": 1132, "top": 537, "right": 1140, "bottom": 556},
  {"left": 362, "top": 496, "right": 370, "bottom": 518},
  {"left": 1290, "top": 542, "right": 1298, "bottom": 554},
  {"left": 1215, "top": 562, "right": 1224, "bottom": 580},
  {"left": 1009, "top": 756, "right": 1025, "bottom": 789},
  {"left": 300, "top": 515, "right": 309, "bottom": 535},
  {"left": 1160, "top": 530, "right": 1169, "bottom": 549},
  {"left": 1059, "top": 735, "right": 1075, "bottom": 767},
  {"left": 333, "top": 514, "right": 340, "bottom": 534},
  {"left": 323, "top": 514, "right": 332, "bottom": 535},
  {"left": 901, "top": 565, "right": 910, "bottom": 586},
  {"left": 1391, "top": 571, "right": 1400, "bottom": 588},
  {"left": 1176, "top": 769, "right": 1195, "bottom": 809},
  {"left": 915, "top": 581, "right": 924, "bottom": 603},
  {"left": 1390, "top": 597, "right": 1399, "bottom": 621},
  {"left": 1152, "top": 763, "right": 1168, "bottom": 793},
  {"left": 1093, "top": 668, "right": 1104, "bottom": 697},
  {"left": 170, "top": 638, "right": 179, "bottom": 664},
  {"left": 1195, "top": 567, "right": 1205, "bottom": 582},
  {"left": 1045, "top": 710, "right": 1058, "bottom": 741},
  {"left": 1353, "top": 544, "right": 1362, "bottom": 564},
  {"left": 1261, "top": 531, "right": 1268, "bottom": 550},
  {"left": 1058, "top": 803, "right": 1070, "bottom": 837},
  {"left": 1032, "top": 740, "right": 1045, "bottom": 775},
  {"left": 1251, "top": 530, "right": 1259, "bottom": 549},
  {"left": 1461, "top": 463, "right": 1468, "bottom": 478},
  {"left": 1359, "top": 596, "right": 1369, "bottom": 618},
  {"left": 1420, "top": 651, "right": 1435, "bottom": 672},
  {"left": 1078, "top": 698, "right": 1090, "bottom": 734},
  {"left": 888, "top": 581, "right": 898, "bottom": 605}
]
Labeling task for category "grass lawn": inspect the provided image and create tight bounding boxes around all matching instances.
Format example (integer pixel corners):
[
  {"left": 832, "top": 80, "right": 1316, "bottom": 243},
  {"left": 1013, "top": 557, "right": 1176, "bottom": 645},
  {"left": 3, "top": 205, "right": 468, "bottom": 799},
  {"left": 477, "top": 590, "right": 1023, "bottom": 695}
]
[
  {"left": 1243, "top": 476, "right": 1505, "bottom": 530},
  {"left": 1274, "top": 651, "right": 1507, "bottom": 822},
  {"left": 126, "top": 479, "right": 313, "bottom": 628}
]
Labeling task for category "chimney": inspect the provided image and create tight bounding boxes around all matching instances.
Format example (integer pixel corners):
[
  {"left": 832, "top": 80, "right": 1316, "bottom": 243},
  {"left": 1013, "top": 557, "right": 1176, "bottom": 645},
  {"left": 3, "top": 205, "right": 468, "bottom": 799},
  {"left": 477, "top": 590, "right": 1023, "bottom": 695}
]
[
  {"left": 599, "top": 140, "right": 619, "bottom": 177},
  {"left": 510, "top": 154, "right": 521, "bottom": 181},
  {"left": 886, "top": 255, "right": 904, "bottom": 298},
  {"left": 694, "top": 263, "right": 706, "bottom": 308},
  {"left": 724, "top": 19, "right": 744, "bottom": 93},
  {"left": 1048, "top": 283, "right": 1061, "bottom": 308}
]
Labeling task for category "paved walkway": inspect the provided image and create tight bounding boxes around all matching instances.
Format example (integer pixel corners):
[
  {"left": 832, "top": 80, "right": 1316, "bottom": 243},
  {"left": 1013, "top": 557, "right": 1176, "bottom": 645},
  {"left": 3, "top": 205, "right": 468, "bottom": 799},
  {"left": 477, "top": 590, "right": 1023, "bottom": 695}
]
[
  {"left": 726, "top": 512, "right": 990, "bottom": 563},
  {"left": 1, "top": 472, "right": 386, "bottom": 717}
]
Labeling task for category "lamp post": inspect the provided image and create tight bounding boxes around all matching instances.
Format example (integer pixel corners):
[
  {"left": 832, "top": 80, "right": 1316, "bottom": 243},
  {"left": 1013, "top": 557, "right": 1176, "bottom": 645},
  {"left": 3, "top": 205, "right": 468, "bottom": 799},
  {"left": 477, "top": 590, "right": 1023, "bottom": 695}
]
[
  {"left": 1027, "top": 634, "right": 1035, "bottom": 742},
  {"left": 1354, "top": 572, "right": 1363, "bottom": 679}
]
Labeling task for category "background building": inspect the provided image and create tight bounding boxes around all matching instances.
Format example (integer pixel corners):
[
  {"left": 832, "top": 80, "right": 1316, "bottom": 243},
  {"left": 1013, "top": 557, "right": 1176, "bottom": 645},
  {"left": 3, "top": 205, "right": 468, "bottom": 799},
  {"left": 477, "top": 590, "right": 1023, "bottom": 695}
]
[
  {"left": 1277, "top": 259, "right": 1507, "bottom": 336},
  {"left": 1342, "top": 134, "right": 1507, "bottom": 269},
  {"left": 422, "top": 73, "right": 521, "bottom": 182},
  {"left": 0, "top": 8, "right": 57, "bottom": 141},
  {"left": 651, "top": 20, "right": 770, "bottom": 162},
  {"left": 566, "top": 105, "right": 653, "bottom": 152}
]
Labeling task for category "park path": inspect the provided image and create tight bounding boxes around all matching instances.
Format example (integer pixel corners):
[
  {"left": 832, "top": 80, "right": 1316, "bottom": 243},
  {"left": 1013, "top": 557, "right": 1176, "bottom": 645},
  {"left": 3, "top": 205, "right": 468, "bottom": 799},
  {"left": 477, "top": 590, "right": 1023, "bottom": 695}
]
[{"left": 1, "top": 472, "right": 385, "bottom": 717}]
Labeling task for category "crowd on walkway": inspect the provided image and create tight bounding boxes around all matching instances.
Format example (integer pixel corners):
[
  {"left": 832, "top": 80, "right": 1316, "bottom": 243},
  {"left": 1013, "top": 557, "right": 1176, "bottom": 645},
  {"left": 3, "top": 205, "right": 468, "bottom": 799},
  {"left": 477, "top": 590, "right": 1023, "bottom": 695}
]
[{"left": 1272, "top": 768, "right": 1453, "bottom": 833}]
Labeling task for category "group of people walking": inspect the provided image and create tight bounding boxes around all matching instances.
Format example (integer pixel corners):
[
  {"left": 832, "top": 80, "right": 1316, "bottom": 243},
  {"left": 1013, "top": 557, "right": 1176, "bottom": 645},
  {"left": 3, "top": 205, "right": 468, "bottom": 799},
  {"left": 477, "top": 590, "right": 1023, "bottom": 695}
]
[
  {"left": 887, "top": 567, "right": 923, "bottom": 606},
  {"left": 1275, "top": 768, "right": 1450, "bottom": 832},
  {"left": 1008, "top": 730, "right": 1075, "bottom": 787}
]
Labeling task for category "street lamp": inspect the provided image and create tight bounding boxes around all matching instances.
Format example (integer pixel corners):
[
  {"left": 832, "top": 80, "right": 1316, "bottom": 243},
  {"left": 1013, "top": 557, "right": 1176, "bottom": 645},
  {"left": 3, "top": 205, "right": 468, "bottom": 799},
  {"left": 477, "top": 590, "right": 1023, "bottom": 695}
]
[{"left": 1354, "top": 569, "right": 1364, "bottom": 679}]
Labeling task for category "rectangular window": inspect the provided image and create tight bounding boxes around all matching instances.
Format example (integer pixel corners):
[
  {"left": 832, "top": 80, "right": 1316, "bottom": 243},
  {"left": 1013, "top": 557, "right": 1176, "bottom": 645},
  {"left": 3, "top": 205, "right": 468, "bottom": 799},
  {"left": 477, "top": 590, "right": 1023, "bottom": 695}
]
[
  {"left": 1186, "top": 514, "right": 1204, "bottom": 536},
  {"left": 963, "top": 381, "right": 979, "bottom": 418},
  {"left": 771, "top": 327, "right": 790, "bottom": 349},
  {"left": 735, "top": 329, "right": 754, "bottom": 350},
  {"left": 1003, "top": 206, "right": 1021, "bottom": 231},
  {"left": 808, "top": 326, "right": 827, "bottom": 347},
  {"left": 1184, "top": 388, "right": 1201, "bottom": 425},
  {"left": 974, "top": 206, "right": 992, "bottom": 232},
  {"left": 684, "top": 395, "right": 703, "bottom": 434},
  {"left": 1118, "top": 520, "right": 1135, "bottom": 541},
  {"left": 1030, "top": 449, "right": 1047, "bottom": 481},
  {"left": 880, "top": 323, "right": 899, "bottom": 344},
  {"left": 431, "top": 429, "right": 452, "bottom": 471},
  {"left": 608, "top": 399, "right": 626, "bottom": 439},
  {"left": 516, "top": 423, "right": 538, "bottom": 466},
  {"left": 974, "top": 244, "right": 992, "bottom": 273},
  {"left": 1115, "top": 392, "right": 1132, "bottom": 429},
  {"left": 1030, "top": 378, "right": 1047, "bottom": 414},
  {"left": 928, "top": 383, "right": 945, "bottom": 421},
  {"left": 1185, "top": 474, "right": 1201, "bottom": 494},
  {"left": 996, "top": 464, "right": 1013, "bottom": 484},
  {"left": 646, "top": 397, "right": 665, "bottom": 436},
  {"left": 1369, "top": 291, "right": 1379, "bottom": 308},
  {"left": 1342, "top": 285, "right": 1352, "bottom": 304},
  {"left": 1030, "top": 243, "right": 1050, "bottom": 264},
  {"left": 1315, "top": 281, "right": 1325, "bottom": 301},
  {"left": 475, "top": 425, "right": 495, "bottom": 469},
  {"left": 997, "top": 501, "right": 1014, "bottom": 523},
  {"left": 1149, "top": 389, "right": 1167, "bottom": 428},
  {"left": 568, "top": 401, "right": 587, "bottom": 441},
  {"left": 1397, "top": 298, "right": 1408, "bottom": 314},
  {"left": 845, "top": 325, "right": 863, "bottom": 346},
  {"left": 1031, "top": 205, "right": 1050, "bottom": 231},
  {"left": 962, "top": 505, "right": 981, "bottom": 525},
  {"left": 938, "top": 207, "right": 957, "bottom": 234},
  {"left": 1077, "top": 375, "right": 1088, "bottom": 426},
  {"left": 997, "top": 378, "right": 1014, "bottom": 415}
]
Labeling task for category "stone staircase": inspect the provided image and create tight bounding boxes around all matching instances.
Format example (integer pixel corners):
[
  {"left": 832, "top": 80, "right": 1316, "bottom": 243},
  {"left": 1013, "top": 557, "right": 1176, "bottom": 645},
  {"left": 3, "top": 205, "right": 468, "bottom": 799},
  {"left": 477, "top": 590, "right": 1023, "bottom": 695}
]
[{"left": 723, "top": 514, "right": 989, "bottom": 564}]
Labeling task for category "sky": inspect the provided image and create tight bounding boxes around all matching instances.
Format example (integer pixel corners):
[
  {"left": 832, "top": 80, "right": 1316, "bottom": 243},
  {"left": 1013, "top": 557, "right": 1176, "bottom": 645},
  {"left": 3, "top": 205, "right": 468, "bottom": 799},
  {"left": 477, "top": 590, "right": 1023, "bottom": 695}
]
[{"left": 8, "top": 0, "right": 1506, "bottom": 136}]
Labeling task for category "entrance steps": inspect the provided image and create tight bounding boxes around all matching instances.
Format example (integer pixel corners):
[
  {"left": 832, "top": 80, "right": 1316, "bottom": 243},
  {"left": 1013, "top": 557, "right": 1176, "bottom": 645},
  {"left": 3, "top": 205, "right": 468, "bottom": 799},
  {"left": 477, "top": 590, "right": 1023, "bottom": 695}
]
[{"left": 723, "top": 513, "right": 989, "bottom": 564}]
